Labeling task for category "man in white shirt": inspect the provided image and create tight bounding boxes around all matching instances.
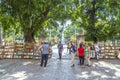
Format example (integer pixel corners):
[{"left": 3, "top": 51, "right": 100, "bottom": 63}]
[{"left": 94, "top": 42, "right": 101, "bottom": 60}]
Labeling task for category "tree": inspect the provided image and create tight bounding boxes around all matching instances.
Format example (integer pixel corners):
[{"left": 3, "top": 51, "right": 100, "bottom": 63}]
[
  {"left": 72, "top": 0, "right": 120, "bottom": 42},
  {"left": 1, "top": 0, "right": 120, "bottom": 43},
  {"left": 0, "top": 0, "right": 74, "bottom": 43}
]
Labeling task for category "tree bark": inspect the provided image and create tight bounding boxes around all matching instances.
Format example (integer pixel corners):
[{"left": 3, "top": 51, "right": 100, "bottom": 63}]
[
  {"left": 91, "top": 0, "right": 97, "bottom": 43},
  {"left": 24, "top": 27, "right": 35, "bottom": 43}
]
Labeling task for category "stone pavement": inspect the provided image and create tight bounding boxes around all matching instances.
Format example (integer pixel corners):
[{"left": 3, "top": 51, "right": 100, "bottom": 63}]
[
  {"left": 52, "top": 44, "right": 71, "bottom": 59},
  {"left": 0, "top": 59, "right": 120, "bottom": 80},
  {"left": 0, "top": 44, "right": 120, "bottom": 80}
]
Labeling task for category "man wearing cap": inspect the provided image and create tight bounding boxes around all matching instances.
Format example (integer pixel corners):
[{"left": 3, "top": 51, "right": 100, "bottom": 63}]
[{"left": 40, "top": 41, "right": 50, "bottom": 67}]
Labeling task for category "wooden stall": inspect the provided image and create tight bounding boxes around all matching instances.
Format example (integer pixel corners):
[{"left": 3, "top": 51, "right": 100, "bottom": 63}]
[
  {"left": 2, "top": 43, "right": 14, "bottom": 59},
  {"left": 100, "top": 41, "right": 120, "bottom": 59},
  {"left": 14, "top": 42, "right": 24, "bottom": 58}
]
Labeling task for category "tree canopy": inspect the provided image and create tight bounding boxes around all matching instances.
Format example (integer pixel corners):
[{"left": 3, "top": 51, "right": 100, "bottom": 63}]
[{"left": 0, "top": 0, "right": 120, "bottom": 43}]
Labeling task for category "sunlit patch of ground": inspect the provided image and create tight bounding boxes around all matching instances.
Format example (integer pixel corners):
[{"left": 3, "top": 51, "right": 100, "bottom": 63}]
[
  {"left": 0, "top": 45, "right": 120, "bottom": 80},
  {"left": 0, "top": 59, "right": 120, "bottom": 80}
]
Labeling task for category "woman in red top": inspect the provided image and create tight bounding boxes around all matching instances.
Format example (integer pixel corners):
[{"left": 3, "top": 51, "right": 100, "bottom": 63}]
[{"left": 78, "top": 43, "right": 85, "bottom": 66}]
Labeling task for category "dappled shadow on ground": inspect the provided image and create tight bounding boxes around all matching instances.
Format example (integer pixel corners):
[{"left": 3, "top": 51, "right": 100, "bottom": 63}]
[
  {"left": 74, "top": 60, "right": 120, "bottom": 80},
  {"left": 0, "top": 59, "right": 120, "bottom": 80}
]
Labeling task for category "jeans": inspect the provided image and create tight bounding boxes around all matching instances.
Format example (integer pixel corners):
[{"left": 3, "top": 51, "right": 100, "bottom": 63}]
[
  {"left": 40, "top": 54, "right": 48, "bottom": 67},
  {"left": 95, "top": 51, "right": 100, "bottom": 59},
  {"left": 58, "top": 49, "right": 63, "bottom": 60},
  {"left": 59, "top": 53, "right": 62, "bottom": 60},
  {"left": 79, "top": 56, "right": 84, "bottom": 65}
]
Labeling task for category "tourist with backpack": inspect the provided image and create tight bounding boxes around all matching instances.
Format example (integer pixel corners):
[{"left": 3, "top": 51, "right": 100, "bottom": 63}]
[{"left": 70, "top": 42, "right": 76, "bottom": 67}]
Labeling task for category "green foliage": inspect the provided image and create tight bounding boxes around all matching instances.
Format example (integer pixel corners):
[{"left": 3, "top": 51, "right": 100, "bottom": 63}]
[
  {"left": 72, "top": 0, "right": 120, "bottom": 42},
  {"left": 0, "top": 0, "right": 74, "bottom": 42},
  {"left": 64, "top": 25, "right": 75, "bottom": 40},
  {"left": 0, "top": 0, "right": 120, "bottom": 43}
]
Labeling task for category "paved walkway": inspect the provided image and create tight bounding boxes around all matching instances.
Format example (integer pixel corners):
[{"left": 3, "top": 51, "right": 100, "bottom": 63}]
[
  {"left": 0, "top": 59, "right": 120, "bottom": 80},
  {"left": 0, "top": 44, "right": 120, "bottom": 80},
  {"left": 52, "top": 44, "right": 71, "bottom": 59}
]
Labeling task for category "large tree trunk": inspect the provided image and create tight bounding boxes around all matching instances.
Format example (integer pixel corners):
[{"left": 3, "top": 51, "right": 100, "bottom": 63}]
[
  {"left": 24, "top": 27, "right": 35, "bottom": 43},
  {"left": 91, "top": 0, "right": 97, "bottom": 43}
]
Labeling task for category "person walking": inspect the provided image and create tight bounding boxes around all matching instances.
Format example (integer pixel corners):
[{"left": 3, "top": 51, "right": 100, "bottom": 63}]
[
  {"left": 94, "top": 42, "right": 101, "bottom": 60},
  {"left": 85, "top": 43, "right": 91, "bottom": 66},
  {"left": 57, "top": 41, "right": 63, "bottom": 60},
  {"left": 40, "top": 41, "right": 50, "bottom": 67},
  {"left": 70, "top": 42, "right": 76, "bottom": 67},
  {"left": 78, "top": 43, "right": 85, "bottom": 67},
  {"left": 90, "top": 45, "right": 95, "bottom": 58}
]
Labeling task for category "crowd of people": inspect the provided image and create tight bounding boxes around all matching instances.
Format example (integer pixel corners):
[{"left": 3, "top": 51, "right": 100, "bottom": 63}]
[
  {"left": 38, "top": 40, "right": 101, "bottom": 68},
  {"left": 67, "top": 42, "right": 101, "bottom": 67}
]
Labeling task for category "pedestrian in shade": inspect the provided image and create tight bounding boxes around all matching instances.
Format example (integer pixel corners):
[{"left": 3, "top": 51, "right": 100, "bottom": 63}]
[
  {"left": 70, "top": 42, "right": 76, "bottom": 67},
  {"left": 94, "top": 42, "right": 101, "bottom": 60},
  {"left": 78, "top": 43, "right": 85, "bottom": 67},
  {"left": 57, "top": 41, "right": 63, "bottom": 60},
  {"left": 40, "top": 40, "right": 50, "bottom": 67},
  {"left": 85, "top": 43, "right": 91, "bottom": 66}
]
